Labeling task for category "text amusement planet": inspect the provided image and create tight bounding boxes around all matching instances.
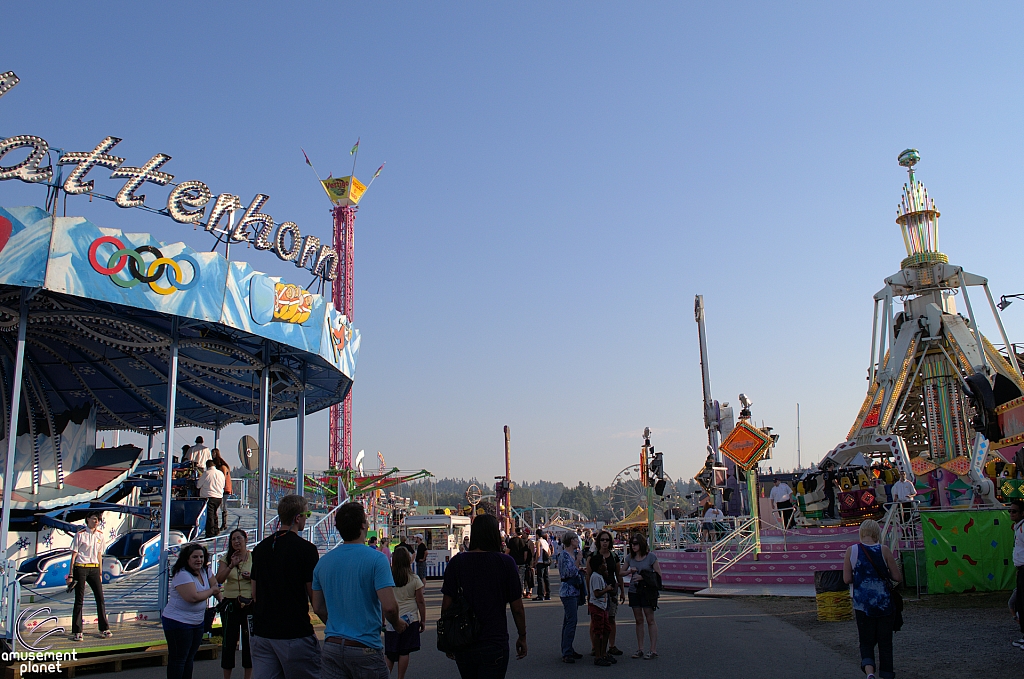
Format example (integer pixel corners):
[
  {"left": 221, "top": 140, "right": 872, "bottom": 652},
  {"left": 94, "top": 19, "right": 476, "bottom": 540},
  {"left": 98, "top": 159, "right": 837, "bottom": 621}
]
[{"left": 0, "top": 70, "right": 338, "bottom": 281}]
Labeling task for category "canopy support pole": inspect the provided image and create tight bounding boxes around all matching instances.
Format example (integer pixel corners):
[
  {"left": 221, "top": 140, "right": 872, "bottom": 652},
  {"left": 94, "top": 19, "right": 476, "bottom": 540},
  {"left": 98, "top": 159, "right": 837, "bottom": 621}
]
[
  {"left": 158, "top": 317, "right": 179, "bottom": 611},
  {"left": 0, "top": 289, "right": 30, "bottom": 557},
  {"left": 146, "top": 426, "right": 154, "bottom": 461},
  {"left": 213, "top": 425, "right": 220, "bottom": 451},
  {"left": 296, "top": 364, "right": 306, "bottom": 498},
  {"left": 256, "top": 345, "right": 271, "bottom": 540}
]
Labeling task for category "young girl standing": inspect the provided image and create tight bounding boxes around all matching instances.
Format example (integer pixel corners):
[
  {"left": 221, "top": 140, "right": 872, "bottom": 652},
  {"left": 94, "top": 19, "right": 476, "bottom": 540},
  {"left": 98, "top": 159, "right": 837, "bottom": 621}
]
[{"left": 385, "top": 547, "right": 426, "bottom": 679}]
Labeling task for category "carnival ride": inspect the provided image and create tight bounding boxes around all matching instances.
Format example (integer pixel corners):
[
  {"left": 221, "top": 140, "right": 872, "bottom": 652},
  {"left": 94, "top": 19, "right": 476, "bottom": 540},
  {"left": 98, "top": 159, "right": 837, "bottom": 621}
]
[
  {"left": 606, "top": 464, "right": 675, "bottom": 522},
  {"left": 800, "top": 150, "right": 1024, "bottom": 523},
  {"left": 0, "top": 69, "right": 361, "bottom": 639},
  {"left": 16, "top": 498, "right": 205, "bottom": 592}
]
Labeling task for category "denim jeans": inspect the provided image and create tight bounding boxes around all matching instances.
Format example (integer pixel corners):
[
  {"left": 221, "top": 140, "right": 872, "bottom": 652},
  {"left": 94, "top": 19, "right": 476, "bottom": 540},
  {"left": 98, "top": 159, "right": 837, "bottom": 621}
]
[
  {"left": 453, "top": 641, "right": 509, "bottom": 679},
  {"left": 251, "top": 634, "right": 321, "bottom": 679},
  {"left": 162, "top": 616, "right": 204, "bottom": 679},
  {"left": 560, "top": 596, "right": 579, "bottom": 658},
  {"left": 321, "top": 641, "right": 389, "bottom": 679},
  {"left": 855, "top": 610, "right": 895, "bottom": 679},
  {"left": 535, "top": 564, "right": 550, "bottom": 598}
]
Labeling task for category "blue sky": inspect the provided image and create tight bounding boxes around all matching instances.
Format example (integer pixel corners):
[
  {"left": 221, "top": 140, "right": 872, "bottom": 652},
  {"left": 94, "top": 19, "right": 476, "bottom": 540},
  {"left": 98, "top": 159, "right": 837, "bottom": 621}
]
[{"left": 3, "top": 4, "right": 1024, "bottom": 488}]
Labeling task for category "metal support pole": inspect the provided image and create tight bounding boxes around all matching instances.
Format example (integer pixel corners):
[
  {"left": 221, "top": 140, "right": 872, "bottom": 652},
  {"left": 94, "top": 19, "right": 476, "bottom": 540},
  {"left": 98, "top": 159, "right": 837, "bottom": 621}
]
[
  {"left": 296, "top": 364, "right": 306, "bottom": 498},
  {"left": 746, "top": 467, "right": 761, "bottom": 558},
  {"left": 147, "top": 426, "right": 154, "bottom": 461},
  {"left": 869, "top": 297, "right": 880, "bottom": 384},
  {"left": 983, "top": 283, "right": 1023, "bottom": 377},
  {"left": 0, "top": 290, "right": 30, "bottom": 557},
  {"left": 213, "top": 425, "right": 220, "bottom": 452},
  {"left": 959, "top": 273, "right": 988, "bottom": 373},
  {"left": 256, "top": 346, "right": 271, "bottom": 540},
  {"left": 158, "top": 317, "right": 179, "bottom": 610}
]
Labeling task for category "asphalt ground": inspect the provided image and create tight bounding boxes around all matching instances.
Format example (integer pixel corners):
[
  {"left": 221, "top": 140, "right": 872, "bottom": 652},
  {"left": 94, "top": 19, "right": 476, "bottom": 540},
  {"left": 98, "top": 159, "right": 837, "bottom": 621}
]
[{"left": 93, "top": 580, "right": 868, "bottom": 679}]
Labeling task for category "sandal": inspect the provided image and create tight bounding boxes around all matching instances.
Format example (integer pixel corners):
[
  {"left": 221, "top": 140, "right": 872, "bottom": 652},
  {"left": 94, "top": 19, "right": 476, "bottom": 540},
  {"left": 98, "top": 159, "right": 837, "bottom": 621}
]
[{"left": 631, "top": 650, "right": 645, "bottom": 659}]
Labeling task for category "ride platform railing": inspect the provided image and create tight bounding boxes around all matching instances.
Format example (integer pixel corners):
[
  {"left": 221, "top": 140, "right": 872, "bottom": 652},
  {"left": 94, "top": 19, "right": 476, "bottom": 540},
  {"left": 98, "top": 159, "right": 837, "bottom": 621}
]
[{"left": 704, "top": 516, "right": 759, "bottom": 589}]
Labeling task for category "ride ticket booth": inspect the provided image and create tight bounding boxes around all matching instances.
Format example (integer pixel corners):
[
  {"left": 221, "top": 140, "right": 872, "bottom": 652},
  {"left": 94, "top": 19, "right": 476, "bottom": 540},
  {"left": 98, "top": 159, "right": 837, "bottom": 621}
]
[{"left": 401, "top": 514, "right": 471, "bottom": 578}]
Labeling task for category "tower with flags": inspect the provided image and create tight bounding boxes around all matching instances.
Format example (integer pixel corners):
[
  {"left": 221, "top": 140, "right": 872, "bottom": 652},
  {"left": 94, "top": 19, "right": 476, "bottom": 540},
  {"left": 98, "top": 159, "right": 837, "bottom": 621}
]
[{"left": 302, "top": 142, "right": 385, "bottom": 472}]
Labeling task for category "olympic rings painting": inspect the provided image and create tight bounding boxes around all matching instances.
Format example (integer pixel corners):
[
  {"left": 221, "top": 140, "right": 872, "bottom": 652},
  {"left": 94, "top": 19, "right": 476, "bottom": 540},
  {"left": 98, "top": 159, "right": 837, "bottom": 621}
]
[{"left": 87, "top": 236, "right": 199, "bottom": 295}]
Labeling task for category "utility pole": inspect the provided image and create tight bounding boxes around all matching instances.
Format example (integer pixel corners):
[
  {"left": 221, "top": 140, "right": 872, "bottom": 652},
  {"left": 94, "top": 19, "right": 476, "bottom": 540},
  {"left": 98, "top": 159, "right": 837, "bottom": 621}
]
[
  {"left": 796, "top": 403, "right": 801, "bottom": 470},
  {"left": 642, "top": 427, "right": 654, "bottom": 550}
]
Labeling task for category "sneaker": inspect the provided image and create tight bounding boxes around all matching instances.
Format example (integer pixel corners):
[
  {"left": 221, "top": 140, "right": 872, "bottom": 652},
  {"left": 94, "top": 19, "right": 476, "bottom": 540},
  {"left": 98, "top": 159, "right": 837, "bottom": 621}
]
[
  {"left": 101, "top": 630, "right": 113, "bottom": 639},
  {"left": 70, "top": 633, "right": 83, "bottom": 642},
  {"left": 1013, "top": 638, "right": 1024, "bottom": 648},
  {"left": 571, "top": 652, "right": 583, "bottom": 659},
  {"left": 544, "top": 596, "right": 551, "bottom": 600},
  {"left": 533, "top": 597, "right": 543, "bottom": 601},
  {"left": 631, "top": 650, "right": 645, "bottom": 659},
  {"left": 562, "top": 656, "right": 575, "bottom": 664},
  {"left": 608, "top": 646, "right": 624, "bottom": 656},
  {"left": 594, "top": 657, "right": 613, "bottom": 666},
  {"left": 645, "top": 651, "right": 658, "bottom": 659},
  {"left": 607, "top": 655, "right": 617, "bottom": 664}
]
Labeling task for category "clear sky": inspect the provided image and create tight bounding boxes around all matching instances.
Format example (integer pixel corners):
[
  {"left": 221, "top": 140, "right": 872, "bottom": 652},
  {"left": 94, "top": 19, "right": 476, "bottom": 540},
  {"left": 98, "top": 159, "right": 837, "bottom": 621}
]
[{"left": 3, "top": 3, "right": 1024, "bottom": 489}]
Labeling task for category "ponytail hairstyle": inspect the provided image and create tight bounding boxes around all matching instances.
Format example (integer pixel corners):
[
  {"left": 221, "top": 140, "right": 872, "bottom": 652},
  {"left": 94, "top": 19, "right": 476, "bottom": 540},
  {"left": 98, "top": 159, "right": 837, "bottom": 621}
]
[{"left": 391, "top": 541, "right": 412, "bottom": 587}]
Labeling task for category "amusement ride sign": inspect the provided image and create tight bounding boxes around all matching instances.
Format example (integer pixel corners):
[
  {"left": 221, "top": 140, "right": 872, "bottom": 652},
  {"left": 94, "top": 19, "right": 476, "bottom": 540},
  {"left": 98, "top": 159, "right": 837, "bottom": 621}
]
[
  {"left": 719, "top": 420, "right": 774, "bottom": 471},
  {"left": 0, "top": 70, "right": 338, "bottom": 282}
]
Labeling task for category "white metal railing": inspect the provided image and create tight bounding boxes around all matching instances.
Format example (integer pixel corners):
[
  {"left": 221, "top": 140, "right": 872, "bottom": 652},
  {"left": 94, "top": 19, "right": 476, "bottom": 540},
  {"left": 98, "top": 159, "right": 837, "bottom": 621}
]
[
  {"left": 0, "top": 559, "right": 20, "bottom": 648},
  {"left": 651, "top": 517, "right": 749, "bottom": 550},
  {"left": 304, "top": 505, "right": 342, "bottom": 554},
  {"left": 880, "top": 501, "right": 923, "bottom": 598},
  {"left": 705, "top": 516, "right": 759, "bottom": 588}
]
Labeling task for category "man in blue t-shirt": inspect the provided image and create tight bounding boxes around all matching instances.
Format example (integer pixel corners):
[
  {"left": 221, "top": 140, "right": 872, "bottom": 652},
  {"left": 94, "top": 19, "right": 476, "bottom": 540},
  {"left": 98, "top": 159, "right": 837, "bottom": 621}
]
[{"left": 311, "top": 502, "right": 407, "bottom": 678}]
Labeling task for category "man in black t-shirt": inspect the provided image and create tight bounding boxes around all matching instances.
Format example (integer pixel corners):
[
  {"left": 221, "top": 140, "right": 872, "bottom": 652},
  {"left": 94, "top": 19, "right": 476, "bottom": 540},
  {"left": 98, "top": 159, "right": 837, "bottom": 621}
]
[
  {"left": 414, "top": 535, "right": 428, "bottom": 579},
  {"left": 250, "top": 495, "right": 320, "bottom": 679}
]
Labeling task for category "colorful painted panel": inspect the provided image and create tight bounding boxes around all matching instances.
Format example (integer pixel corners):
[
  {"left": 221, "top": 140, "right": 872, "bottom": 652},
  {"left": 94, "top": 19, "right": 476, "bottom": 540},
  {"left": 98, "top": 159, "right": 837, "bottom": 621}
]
[
  {"left": 0, "top": 206, "right": 52, "bottom": 287},
  {"left": 921, "top": 510, "right": 1015, "bottom": 593},
  {"left": 45, "top": 217, "right": 228, "bottom": 323}
]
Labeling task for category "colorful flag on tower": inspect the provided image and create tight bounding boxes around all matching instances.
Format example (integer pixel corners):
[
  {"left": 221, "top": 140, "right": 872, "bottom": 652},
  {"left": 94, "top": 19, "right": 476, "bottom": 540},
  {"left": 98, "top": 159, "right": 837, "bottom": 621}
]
[
  {"left": 301, "top": 148, "right": 313, "bottom": 166},
  {"left": 350, "top": 138, "right": 360, "bottom": 155},
  {"left": 373, "top": 162, "right": 385, "bottom": 179}
]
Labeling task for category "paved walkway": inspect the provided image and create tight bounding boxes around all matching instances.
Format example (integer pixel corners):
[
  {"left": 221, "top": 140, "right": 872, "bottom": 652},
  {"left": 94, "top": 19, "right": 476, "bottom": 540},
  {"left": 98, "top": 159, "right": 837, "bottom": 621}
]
[{"left": 105, "top": 581, "right": 862, "bottom": 679}]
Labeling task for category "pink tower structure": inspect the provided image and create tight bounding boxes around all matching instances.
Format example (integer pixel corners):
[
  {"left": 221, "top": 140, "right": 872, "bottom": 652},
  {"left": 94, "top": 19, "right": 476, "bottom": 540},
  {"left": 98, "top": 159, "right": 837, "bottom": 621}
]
[{"left": 328, "top": 204, "right": 356, "bottom": 470}]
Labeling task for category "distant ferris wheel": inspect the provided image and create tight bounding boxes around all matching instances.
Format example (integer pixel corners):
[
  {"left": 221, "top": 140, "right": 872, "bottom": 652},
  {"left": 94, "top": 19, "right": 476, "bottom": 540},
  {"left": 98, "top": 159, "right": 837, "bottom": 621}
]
[{"left": 606, "top": 464, "right": 674, "bottom": 522}]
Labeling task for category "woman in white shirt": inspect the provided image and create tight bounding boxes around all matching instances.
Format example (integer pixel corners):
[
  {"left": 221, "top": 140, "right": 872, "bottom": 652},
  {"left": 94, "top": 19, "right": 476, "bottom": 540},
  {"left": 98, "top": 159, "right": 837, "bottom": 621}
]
[
  {"left": 385, "top": 547, "right": 426, "bottom": 679},
  {"left": 163, "top": 543, "right": 221, "bottom": 679}
]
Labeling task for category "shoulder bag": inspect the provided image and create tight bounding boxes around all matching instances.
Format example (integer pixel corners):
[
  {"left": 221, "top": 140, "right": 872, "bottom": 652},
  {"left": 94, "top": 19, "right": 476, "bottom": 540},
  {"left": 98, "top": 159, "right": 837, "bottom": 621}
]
[
  {"left": 863, "top": 545, "right": 904, "bottom": 631},
  {"left": 436, "top": 561, "right": 480, "bottom": 653}
]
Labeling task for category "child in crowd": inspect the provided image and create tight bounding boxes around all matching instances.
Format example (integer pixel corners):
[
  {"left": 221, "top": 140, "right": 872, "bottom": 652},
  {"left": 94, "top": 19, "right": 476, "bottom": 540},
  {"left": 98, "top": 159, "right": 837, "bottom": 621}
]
[{"left": 588, "top": 554, "right": 616, "bottom": 666}]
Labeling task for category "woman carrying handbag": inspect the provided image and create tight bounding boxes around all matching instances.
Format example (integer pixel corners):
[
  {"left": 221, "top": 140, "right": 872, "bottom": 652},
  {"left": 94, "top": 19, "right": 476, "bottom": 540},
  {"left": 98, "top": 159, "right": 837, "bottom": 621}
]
[
  {"left": 439, "top": 514, "right": 527, "bottom": 679},
  {"left": 215, "top": 529, "right": 253, "bottom": 679},
  {"left": 843, "top": 519, "right": 902, "bottom": 679}
]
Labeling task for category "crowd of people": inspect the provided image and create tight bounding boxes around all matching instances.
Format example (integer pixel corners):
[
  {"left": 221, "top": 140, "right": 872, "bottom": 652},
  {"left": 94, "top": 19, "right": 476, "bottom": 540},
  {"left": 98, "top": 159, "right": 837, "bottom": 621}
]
[
  {"left": 156, "top": 496, "right": 664, "bottom": 679},
  {"left": 155, "top": 492, "right": 1024, "bottom": 679}
]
